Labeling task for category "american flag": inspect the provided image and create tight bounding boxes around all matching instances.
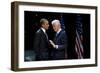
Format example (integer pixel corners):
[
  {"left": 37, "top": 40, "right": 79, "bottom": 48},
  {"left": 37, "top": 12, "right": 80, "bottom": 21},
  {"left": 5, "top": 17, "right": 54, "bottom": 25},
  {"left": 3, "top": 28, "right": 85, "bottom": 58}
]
[{"left": 75, "top": 15, "right": 84, "bottom": 59}]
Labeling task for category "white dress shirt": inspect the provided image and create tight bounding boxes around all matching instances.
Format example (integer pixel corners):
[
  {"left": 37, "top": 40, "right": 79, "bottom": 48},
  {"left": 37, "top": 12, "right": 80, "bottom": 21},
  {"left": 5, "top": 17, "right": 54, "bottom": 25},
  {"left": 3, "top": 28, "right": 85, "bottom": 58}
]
[
  {"left": 57, "top": 28, "right": 62, "bottom": 35},
  {"left": 41, "top": 27, "right": 48, "bottom": 40},
  {"left": 41, "top": 27, "right": 46, "bottom": 33}
]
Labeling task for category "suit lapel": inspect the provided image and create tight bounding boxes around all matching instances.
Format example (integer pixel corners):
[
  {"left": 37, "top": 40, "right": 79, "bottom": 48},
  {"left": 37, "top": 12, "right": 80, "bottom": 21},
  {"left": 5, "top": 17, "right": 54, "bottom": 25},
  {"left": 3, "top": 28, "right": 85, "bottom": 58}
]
[
  {"left": 40, "top": 29, "right": 48, "bottom": 42},
  {"left": 54, "top": 30, "right": 63, "bottom": 44},
  {"left": 56, "top": 30, "right": 62, "bottom": 38}
]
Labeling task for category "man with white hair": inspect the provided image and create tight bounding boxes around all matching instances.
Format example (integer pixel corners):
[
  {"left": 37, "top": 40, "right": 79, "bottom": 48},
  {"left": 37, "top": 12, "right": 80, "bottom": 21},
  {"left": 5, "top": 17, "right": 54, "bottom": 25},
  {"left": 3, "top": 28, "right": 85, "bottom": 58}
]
[{"left": 49, "top": 19, "right": 67, "bottom": 60}]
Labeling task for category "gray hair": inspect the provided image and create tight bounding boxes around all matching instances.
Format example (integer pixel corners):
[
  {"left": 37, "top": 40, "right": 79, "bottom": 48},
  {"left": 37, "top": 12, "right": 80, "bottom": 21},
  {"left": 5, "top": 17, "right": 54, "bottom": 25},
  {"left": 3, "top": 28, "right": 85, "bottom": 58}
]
[{"left": 51, "top": 20, "right": 61, "bottom": 25}]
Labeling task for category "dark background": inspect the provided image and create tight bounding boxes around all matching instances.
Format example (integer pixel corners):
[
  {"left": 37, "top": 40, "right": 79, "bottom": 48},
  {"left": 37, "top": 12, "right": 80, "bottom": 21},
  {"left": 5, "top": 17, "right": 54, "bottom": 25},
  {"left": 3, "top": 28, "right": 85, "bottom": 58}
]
[{"left": 24, "top": 11, "right": 90, "bottom": 61}]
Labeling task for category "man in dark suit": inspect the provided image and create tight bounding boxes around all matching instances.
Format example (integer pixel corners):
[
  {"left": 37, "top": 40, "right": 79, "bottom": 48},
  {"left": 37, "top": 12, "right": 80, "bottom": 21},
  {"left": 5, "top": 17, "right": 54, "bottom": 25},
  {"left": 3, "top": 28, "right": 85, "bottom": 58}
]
[
  {"left": 49, "top": 20, "right": 67, "bottom": 60},
  {"left": 33, "top": 18, "right": 50, "bottom": 61}
]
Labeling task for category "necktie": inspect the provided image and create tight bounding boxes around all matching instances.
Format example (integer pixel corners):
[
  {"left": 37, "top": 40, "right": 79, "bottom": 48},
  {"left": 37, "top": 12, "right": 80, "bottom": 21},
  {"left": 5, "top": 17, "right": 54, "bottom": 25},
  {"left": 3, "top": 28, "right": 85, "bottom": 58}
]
[{"left": 56, "top": 33, "right": 58, "bottom": 38}]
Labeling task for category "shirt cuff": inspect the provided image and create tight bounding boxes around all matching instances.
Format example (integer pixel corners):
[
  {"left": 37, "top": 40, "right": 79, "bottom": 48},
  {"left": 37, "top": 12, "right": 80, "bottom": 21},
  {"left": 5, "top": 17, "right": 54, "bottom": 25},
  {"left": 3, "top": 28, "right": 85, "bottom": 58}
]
[{"left": 55, "top": 45, "right": 58, "bottom": 49}]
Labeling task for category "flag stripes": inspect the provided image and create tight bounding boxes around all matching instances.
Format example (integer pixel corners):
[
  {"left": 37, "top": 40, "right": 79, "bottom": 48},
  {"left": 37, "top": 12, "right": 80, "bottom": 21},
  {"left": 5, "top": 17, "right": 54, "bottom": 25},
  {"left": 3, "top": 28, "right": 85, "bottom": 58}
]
[{"left": 75, "top": 30, "right": 84, "bottom": 59}]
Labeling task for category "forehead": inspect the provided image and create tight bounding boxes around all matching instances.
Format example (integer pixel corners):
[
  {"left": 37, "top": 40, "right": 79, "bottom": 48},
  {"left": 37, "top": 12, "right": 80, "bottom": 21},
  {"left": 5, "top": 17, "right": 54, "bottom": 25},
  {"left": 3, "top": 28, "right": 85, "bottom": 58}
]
[
  {"left": 44, "top": 20, "right": 49, "bottom": 23},
  {"left": 53, "top": 24, "right": 58, "bottom": 27},
  {"left": 53, "top": 22, "right": 60, "bottom": 26},
  {"left": 44, "top": 21, "right": 49, "bottom": 25}
]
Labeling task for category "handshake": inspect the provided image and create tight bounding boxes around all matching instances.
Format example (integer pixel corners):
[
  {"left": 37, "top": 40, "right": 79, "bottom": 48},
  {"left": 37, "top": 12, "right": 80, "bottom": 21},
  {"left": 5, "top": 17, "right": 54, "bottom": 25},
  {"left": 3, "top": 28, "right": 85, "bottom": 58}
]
[{"left": 49, "top": 40, "right": 58, "bottom": 49}]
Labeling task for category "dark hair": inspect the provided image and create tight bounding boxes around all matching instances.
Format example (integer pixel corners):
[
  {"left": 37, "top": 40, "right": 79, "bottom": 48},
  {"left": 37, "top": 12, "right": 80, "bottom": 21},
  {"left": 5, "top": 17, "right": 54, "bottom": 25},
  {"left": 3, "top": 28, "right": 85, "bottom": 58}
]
[{"left": 40, "top": 18, "right": 48, "bottom": 26}]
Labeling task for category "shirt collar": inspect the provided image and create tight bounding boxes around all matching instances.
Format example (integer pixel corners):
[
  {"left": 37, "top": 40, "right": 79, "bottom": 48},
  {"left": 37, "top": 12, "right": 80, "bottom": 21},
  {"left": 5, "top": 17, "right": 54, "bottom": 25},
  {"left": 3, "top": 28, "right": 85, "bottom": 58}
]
[
  {"left": 41, "top": 27, "right": 46, "bottom": 33},
  {"left": 57, "top": 28, "right": 62, "bottom": 34}
]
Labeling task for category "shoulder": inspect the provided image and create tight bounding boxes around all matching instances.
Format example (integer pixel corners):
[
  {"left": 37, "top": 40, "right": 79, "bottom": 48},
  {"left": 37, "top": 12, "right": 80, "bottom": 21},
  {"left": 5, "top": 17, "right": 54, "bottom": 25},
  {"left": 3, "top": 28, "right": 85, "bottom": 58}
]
[
  {"left": 35, "top": 29, "right": 42, "bottom": 36},
  {"left": 61, "top": 30, "right": 67, "bottom": 38},
  {"left": 61, "top": 30, "right": 66, "bottom": 35},
  {"left": 36, "top": 29, "right": 42, "bottom": 34}
]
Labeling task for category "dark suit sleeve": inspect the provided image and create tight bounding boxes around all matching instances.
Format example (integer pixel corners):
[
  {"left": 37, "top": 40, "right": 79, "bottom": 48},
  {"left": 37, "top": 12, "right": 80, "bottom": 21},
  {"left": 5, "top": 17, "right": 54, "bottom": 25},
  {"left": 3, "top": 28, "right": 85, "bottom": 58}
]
[
  {"left": 33, "top": 32, "right": 41, "bottom": 54},
  {"left": 57, "top": 32, "right": 67, "bottom": 50}
]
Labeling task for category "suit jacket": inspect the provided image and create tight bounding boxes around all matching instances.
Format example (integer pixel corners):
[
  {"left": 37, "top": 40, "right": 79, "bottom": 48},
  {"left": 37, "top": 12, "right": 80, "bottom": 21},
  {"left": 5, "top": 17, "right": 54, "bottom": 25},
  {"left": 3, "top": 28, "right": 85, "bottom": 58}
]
[
  {"left": 33, "top": 28, "right": 49, "bottom": 61},
  {"left": 51, "top": 30, "right": 67, "bottom": 60}
]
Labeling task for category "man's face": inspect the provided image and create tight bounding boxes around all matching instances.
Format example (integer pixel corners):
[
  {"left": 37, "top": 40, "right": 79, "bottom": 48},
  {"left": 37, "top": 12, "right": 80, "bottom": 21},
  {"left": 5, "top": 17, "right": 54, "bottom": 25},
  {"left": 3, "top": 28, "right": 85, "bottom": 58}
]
[
  {"left": 52, "top": 23, "right": 60, "bottom": 32},
  {"left": 43, "top": 21, "right": 49, "bottom": 30}
]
